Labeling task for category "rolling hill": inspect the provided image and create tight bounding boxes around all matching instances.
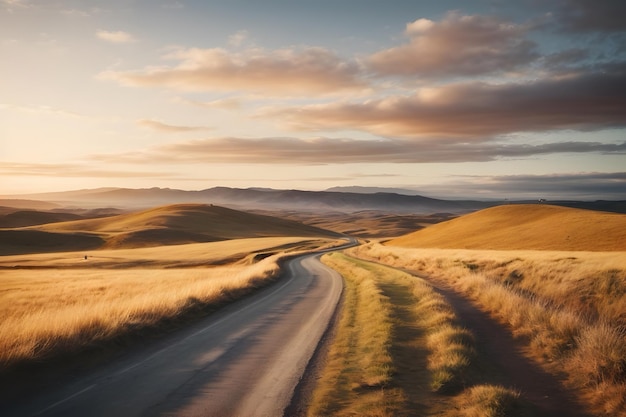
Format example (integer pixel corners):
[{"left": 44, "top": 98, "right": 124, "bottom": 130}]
[
  {"left": 387, "top": 204, "right": 626, "bottom": 251},
  {"left": 0, "top": 204, "right": 339, "bottom": 255},
  {"left": 0, "top": 210, "right": 83, "bottom": 228}
]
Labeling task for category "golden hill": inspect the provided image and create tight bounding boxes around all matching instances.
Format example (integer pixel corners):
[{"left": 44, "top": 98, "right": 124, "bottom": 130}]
[
  {"left": 387, "top": 204, "right": 626, "bottom": 251},
  {"left": 1, "top": 204, "right": 337, "bottom": 255}
]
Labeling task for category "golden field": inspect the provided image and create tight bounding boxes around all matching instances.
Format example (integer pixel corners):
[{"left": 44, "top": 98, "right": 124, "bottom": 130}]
[
  {"left": 0, "top": 236, "right": 328, "bottom": 269},
  {"left": 389, "top": 205, "right": 626, "bottom": 251},
  {"left": 0, "top": 236, "right": 338, "bottom": 370}
]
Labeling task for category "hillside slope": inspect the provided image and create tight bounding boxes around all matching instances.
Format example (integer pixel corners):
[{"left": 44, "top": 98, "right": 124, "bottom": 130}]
[
  {"left": 2, "top": 204, "right": 338, "bottom": 254},
  {"left": 388, "top": 204, "right": 626, "bottom": 251},
  {"left": 0, "top": 210, "right": 83, "bottom": 228}
]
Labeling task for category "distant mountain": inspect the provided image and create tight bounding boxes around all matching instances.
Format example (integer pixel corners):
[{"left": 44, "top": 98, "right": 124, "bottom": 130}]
[
  {"left": 0, "top": 199, "right": 61, "bottom": 210},
  {"left": 3, "top": 187, "right": 495, "bottom": 214},
  {"left": 325, "top": 186, "right": 422, "bottom": 195},
  {"left": 4, "top": 187, "right": 623, "bottom": 215}
]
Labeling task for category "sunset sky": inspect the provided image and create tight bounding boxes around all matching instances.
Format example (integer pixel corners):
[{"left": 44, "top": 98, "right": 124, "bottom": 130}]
[{"left": 1, "top": 0, "right": 625, "bottom": 199}]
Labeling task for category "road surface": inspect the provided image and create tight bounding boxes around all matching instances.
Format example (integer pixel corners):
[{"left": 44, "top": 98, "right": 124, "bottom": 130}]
[{"left": 2, "top": 252, "right": 345, "bottom": 417}]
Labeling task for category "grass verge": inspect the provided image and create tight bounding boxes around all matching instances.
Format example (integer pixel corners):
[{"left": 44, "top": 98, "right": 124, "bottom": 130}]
[
  {"left": 350, "top": 242, "right": 626, "bottom": 416},
  {"left": 311, "top": 253, "right": 518, "bottom": 416}
]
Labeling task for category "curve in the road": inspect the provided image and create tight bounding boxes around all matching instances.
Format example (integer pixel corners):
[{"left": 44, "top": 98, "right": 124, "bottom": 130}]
[{"left": 2, "top": 252, "right": 344, "bottom": 417}]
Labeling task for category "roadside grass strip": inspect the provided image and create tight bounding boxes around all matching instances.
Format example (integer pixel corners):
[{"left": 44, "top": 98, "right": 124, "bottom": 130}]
[
  {"left": 349, "top": 243, "right": 626, "bottom": 416},
  {"left": 310, "top": 253, "right": 397, "bottom": 417},
  {"left": 313, "top": 253, "right": 518, "bottom": 416}
]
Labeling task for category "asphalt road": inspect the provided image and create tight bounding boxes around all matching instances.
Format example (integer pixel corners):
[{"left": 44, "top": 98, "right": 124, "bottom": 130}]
[{"left": 2, "top": 252, "right": 345, "bottom": 417}]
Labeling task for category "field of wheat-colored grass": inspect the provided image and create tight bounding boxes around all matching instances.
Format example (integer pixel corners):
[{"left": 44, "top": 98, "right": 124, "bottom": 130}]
[
  {"left": 0, "top": 237, "right": 338, "bottom": 370},
  {"left": 350, "top": 243, "right": 626, "bottom": 416},
  {"left": 0, "top": 236, "right": 327, "bottom": 269},
  {"left": 310, "top": 253, "right": 519, "bottom": 417}
]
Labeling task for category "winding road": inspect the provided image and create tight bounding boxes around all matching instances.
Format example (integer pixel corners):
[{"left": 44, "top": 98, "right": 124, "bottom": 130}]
[{"left": 2, "top": 251, "right": 346, "bottom": 417}]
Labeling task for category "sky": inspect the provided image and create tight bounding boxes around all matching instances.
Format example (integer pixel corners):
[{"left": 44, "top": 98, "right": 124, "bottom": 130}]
[{"left": 1, "top": 0, "right": 625, "bottom": 200}]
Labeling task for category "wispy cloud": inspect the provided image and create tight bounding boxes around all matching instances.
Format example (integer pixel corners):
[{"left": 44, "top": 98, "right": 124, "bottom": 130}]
[
  {"left": 0, "top": 162, "right": 169, "bottom": 178},
  {"left": 0, "top": 103, "right": 84, "bottom": 118},
  {"left": 99, "top": 46, "right": 366, "bottom": 96},
  {"left": 367, "top": 12, "right": 538, "bottom": 78},
  {"left": 174, "top": 96, "right": 242, "bottom": 110},
  {"left": 91, "top": 136, "right": 626, "bottom": 165},
  {"left": 96, "top": 30, "right": 137, "bottom": 44},
  {"left": 555, "top": 0, "right": 626, "bottom": 32},
  {"left": 422, "top": 172, "right": 626, "bottom": 200},
  {"left": 228, "top": 30, "right": 249, "bottom": 47},
  {"left": 60, "top": 8, "right": 92, "bottom": 17},
  {"left": 136, "top": 119, "right": 212, "bottom": 133},
  {"left": 1, "top": 0, "right": 30, "bottom": 11}
]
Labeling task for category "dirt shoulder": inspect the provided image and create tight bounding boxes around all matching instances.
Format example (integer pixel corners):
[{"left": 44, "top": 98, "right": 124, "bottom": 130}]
[{"left": 414, "top": 272, "right": 593, "bottom": 417}]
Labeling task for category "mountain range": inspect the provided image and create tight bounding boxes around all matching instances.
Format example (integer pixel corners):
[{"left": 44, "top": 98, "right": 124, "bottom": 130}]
[{"left": 2, "top": 187, "right": 624, "bottom": 214}]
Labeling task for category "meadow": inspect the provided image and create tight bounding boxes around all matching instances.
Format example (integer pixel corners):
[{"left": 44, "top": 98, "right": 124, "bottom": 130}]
[
  {"left": 0, "top": 237, "right": 337, "bottom": 370},
  {"left": 349, "top": 243, "right": 626, "bottom": 416}
]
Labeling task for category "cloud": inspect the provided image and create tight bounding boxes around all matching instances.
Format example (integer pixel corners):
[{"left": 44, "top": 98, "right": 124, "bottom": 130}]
[
  {"left": 174, "top": 96, "right": 242, "bottom": 110},
  {"left": 136, "top": 119, "right": 212, "bottom": 133},
  {"left": 99, "top": 46, "right": 366, "bottom": 96},
  {"left": 91, "top": 136, "right": 626, "bottom": 165},
  {"left": 556, "top": 0, "right": 626, "bottom": 32},
  {"left": 264, "top": 65, "right": 626, "bottom": 139},
  {"left": 0, "top": 103, "right": 84, "bottom": 118},
  {"left": 368, "top": 12, "right": 538, "bottom": 77},
  {"left": 228, "top": 30, "right": 249, "bottom": 47},
  {"left": 0, "top": 162, "right": 168, "bottom": 178},
  {"left": 1, "top": 0, "right": 30, "bottom": 11},
  {"left": 96, "top": 30, "right": 137, "bottom": 44},
  {"left": 61, "top": 8, "right": 91, "bottom": 17},
  {"left": 424, "top": 172, "right": 626, "bottom": 200}
]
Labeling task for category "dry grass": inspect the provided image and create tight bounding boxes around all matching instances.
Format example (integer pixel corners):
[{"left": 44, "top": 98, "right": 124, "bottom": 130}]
[
  {"left": 0, "top": 237, "right": 338, "bottom": 370},
  {"left": 1, "top": 204, "right": 337, "bottom": 255},
  {"left": 389, "top": 204, "right": 626, "bottom": 251},
  {"left": 311, "top": 253, "right": 511, "bottom": 416},
  {"left": 350, "top": 242, "right": 626, "bottom": 416},
  {"left": 454, "top": 385, "right": 520, "bottom": 417},
  {"left": 310, "top": 253, "right": 397, "bottom": 417},
  {"left": 0, "top": 236, "right": 328, "bottom": 269},
  {"left": 34, "top": 203, "right": 334, "bottom": 243},
  {"left": 0, "top": 261, "right": 279, "bottom": 369}
]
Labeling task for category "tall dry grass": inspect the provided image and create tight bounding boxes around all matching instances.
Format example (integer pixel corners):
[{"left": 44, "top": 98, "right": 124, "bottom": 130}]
[
  {"left": 0, "top": 256, "right": 282, "bottom": 369},
  {"left": 349, "top": 243, "right": 626, "bottom": 416},
  {"left": 310, "top": 253, "right": 397, "bottom": 417},
  {"left": 0, "top": 236, "right": 327, "bottom": 269},
  {"left": 311, "top": 253, "right": 517, "bottom": 416}
]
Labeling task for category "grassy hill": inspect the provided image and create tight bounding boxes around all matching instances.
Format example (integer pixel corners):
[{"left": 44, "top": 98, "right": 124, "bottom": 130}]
[
  {"left": 388, "top": 204, "right": 626, "bottom": 251},
  {"left": 0, "top": 210, "right": 83, "bottom": 228},
  {"left": 1, "top": 204, "right": 338, "bottom": 255}
]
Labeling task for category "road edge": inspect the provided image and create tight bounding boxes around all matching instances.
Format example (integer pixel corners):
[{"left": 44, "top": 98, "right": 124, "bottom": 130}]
[{"left": 283, "top": 258, "right": 345, "bottom": 417}]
